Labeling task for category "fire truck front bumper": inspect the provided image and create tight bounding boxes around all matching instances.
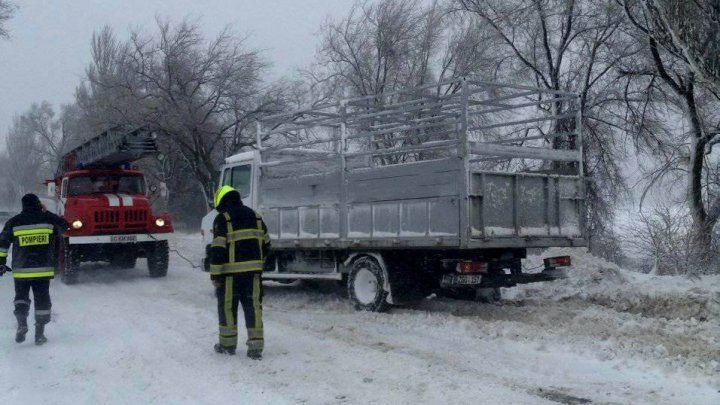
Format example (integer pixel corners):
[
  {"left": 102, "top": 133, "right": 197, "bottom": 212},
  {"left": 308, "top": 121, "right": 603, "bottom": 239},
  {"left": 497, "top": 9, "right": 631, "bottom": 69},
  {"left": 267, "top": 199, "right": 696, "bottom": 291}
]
[{"left": 68, "top": 233, "right": 170, "bottom": 245}]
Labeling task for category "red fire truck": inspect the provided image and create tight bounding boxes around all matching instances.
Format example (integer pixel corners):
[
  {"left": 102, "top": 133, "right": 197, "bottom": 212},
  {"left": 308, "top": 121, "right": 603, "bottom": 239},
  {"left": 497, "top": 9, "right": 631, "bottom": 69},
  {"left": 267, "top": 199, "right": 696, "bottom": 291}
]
[{"left": 48, "top": 127, "right": 173, "bottom": 284}]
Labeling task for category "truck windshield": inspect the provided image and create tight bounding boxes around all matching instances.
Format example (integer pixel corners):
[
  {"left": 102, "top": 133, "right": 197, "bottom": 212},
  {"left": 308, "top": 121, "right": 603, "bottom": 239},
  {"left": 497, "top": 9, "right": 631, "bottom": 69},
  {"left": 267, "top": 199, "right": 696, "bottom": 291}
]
[
  {"left": 68, "top": 175, "right": 145, "bottom": 196},
  {"left": 222, "top": 164, "right": 251, "bottom": 198}
]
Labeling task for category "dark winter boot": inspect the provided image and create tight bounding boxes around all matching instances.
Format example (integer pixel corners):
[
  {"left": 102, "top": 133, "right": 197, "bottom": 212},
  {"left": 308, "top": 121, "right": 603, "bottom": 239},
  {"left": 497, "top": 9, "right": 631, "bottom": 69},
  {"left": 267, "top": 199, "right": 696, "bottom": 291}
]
[
  {"left": 247, "top": 337, "right": 263, "bottom": 360},
  {"left": 15, "top": 318, "right": 28, "bottom": 343},
  {"left": 246, "top": 349, "right": 262, "bottom": 360},
  {"left": 35, "top": 324, "right": 47, "bottom": 346},
  {"left": 214, "top": 344, "right": 235, "bottom": 355}
]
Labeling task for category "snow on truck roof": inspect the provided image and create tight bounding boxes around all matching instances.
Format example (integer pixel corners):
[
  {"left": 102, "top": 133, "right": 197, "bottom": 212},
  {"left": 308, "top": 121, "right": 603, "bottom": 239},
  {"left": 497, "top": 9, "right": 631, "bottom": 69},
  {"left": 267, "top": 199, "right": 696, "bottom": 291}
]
[
  {"left": 224, "top": 149, "right": 330, "bottom": 165},
  {"left": 225, "top": 151, "right": 257, "bottom": 164}
]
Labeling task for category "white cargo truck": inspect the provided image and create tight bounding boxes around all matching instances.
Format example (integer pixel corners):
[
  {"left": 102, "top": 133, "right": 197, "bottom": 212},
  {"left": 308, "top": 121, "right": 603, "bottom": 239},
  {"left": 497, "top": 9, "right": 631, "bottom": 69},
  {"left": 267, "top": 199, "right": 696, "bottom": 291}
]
[{"left": 202, "top": 78, "right": 585, "bottom": 311}]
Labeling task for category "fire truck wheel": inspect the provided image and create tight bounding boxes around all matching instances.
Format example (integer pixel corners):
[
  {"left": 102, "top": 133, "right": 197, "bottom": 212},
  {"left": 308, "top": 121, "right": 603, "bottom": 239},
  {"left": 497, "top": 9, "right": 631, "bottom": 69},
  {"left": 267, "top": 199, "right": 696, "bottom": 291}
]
[
  {"left": 61, "top": 241, "right": 80, "bottom": 285},
  {"left": 347, "top": 256, "right": 389, "bottom": 312},
  {"left": 148, "top": 241, "right": 169, "bottom": 278}
]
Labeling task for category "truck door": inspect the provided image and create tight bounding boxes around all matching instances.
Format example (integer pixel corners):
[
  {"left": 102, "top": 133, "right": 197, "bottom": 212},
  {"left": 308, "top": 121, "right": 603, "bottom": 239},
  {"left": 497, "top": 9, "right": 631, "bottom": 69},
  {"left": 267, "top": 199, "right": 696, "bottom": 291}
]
[
  {"left": 201, "top": 161, "right": 256, "bottom": 255},
  {"left": 220, "top": 163, "right": 255, "bottom": 209},
  {"left": 58, "top": 177, "right": 68, "bottom": 215}
]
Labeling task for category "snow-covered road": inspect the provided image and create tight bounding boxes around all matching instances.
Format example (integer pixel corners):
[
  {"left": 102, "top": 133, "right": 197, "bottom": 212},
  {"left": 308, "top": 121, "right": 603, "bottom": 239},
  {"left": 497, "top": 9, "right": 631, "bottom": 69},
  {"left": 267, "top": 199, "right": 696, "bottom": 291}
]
[{"left": 1, "top": 235, "right": 719, "bottom": 404}]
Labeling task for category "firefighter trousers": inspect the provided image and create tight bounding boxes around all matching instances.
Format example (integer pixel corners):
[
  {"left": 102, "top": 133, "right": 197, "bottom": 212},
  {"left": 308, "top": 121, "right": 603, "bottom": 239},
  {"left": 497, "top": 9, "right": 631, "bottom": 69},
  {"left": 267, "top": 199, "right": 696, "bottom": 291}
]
[
  {"left": 14, "top": 279, "right": 51, "bottom": 325},
  {"left": 214, "top": 272, "right": 263, "bottom": 352}
]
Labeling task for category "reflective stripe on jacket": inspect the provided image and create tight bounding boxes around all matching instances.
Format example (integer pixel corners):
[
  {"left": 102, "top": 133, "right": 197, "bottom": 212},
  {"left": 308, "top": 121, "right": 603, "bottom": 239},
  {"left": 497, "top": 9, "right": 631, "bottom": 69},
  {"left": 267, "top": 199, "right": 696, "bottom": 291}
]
[
  {"left": 209, "top": 207, "right": 270, "bottom": 276},
  {"left": 0, "top": 209, "right": 68, "bottom": 280}
]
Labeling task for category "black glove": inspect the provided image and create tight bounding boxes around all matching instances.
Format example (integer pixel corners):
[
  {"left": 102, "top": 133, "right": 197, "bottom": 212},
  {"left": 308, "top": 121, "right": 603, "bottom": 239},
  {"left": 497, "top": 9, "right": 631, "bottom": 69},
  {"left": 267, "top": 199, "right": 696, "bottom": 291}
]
[{"left": 0, "top": 264, "right": 10, "bottom": 276}]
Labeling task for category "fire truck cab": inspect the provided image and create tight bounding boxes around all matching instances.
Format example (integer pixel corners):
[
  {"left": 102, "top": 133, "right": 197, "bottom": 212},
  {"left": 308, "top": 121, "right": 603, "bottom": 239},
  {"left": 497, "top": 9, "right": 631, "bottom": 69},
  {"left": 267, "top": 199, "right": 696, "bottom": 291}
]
[{"left": 49, "top": 127, "right": 173, "bottom": 284}]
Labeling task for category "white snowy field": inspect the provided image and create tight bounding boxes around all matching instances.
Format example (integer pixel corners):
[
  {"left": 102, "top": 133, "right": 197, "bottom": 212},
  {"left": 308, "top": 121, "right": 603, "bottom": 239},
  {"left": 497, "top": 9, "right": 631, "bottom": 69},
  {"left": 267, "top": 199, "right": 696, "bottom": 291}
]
[{"left": 1, "top": 234, "right": 719, "bottom": 405}]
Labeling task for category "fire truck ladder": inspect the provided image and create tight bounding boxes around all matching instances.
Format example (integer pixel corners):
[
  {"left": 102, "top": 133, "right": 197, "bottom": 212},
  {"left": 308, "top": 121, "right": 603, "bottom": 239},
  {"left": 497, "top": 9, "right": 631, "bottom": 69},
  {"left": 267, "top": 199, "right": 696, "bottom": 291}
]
[{"left": 68, "top": 127, "right": 160, "bottom": 169}]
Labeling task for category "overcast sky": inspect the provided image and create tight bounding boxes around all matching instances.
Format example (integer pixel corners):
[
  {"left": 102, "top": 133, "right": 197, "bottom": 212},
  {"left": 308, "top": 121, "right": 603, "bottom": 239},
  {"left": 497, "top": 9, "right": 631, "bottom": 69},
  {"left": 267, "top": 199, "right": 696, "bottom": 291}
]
[{"left": 0, "top": 0, "right": 358, "bottom": 143}]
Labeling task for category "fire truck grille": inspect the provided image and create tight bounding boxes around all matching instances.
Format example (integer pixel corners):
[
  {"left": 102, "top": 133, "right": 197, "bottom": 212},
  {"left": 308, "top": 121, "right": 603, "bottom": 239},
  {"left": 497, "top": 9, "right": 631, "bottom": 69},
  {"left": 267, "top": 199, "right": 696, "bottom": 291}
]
[
  {"left": 93, "top": 210, "right": 148, "bottom": 224},
  {"left": 124, "top": 210, "right": 148, "bottom": 223},
  {"left": 95, "top": 210, "right": 119, "bottom": 223}
]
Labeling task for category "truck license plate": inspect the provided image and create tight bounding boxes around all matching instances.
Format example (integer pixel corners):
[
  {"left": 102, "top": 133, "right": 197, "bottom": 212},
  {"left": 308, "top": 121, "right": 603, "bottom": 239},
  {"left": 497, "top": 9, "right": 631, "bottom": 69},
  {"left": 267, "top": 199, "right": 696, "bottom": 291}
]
[
  {"left": 444, "top": 274, "right": 483, "bottom": 285},
  {"left": 110, "top": 235, "right": 137, "bottom": 243}
]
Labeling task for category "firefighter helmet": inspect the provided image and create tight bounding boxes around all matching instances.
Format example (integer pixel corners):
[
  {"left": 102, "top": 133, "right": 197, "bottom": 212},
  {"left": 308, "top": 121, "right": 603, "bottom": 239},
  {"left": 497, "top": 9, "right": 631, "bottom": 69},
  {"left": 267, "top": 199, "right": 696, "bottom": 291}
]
[{"left": 214, "top": 185, "right": 236, "bottom": 208}]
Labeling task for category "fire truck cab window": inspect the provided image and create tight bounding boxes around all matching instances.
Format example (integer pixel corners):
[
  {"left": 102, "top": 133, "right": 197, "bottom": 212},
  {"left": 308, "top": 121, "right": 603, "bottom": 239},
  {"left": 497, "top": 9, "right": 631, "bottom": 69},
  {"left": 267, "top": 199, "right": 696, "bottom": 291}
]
[
  {"left": 68, "top": 175, "right": 145, "bottom": 196},
  {"left": 222, "top": 165, "right": 252, "bottom": 198}
]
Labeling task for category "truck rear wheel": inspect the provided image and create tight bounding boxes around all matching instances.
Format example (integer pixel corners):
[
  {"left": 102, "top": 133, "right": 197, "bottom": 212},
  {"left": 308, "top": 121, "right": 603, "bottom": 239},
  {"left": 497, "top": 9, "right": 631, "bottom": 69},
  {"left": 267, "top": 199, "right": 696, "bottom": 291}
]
[
  {"left": 60, "top": 240, "right": 80, "bottom": 285},
  {"left": 147, "top": 241, "right": 169, "bottom": 278},
  {"left": 347, "top": 256, "right": 389, "bottom": 312}
]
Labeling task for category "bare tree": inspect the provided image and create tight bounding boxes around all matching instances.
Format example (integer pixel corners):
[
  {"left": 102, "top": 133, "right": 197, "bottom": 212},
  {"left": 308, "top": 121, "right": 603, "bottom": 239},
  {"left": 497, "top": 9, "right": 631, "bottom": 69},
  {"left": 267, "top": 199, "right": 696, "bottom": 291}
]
[
  {"left": 1, "top": 105, "right": 61, "bottom": 202},
  {"left": 1, "top": 102, "right": 74, "bottom": 183},
  {"left": 316, "top": 0, "right": 426, "bottom": 97},
  {"left": 621, "top": 0, "right": 720, "bottom": 272},
  {"left": 639, "top": 1, "right": 720, "bottom": 95},
  {"left": 311, "top": 0, "right": 498, "bottom": 164},
  {"left": 455, "top": 0, "right": 632, "bottom": 257},
  {"left": 315, "top": 0, "right": 496, "bottom": 97},
  {"left": 17, "top": 102, "right": 74, "bottom": 175},
  {"left": 0, "top": 0, "right": 16, "bottom": 39},
  {"left": 74, "top": 18, "right": 286, "bottom": 205},
  {"left": 622, "top": 204, "right": 708, "bottom": 275}
]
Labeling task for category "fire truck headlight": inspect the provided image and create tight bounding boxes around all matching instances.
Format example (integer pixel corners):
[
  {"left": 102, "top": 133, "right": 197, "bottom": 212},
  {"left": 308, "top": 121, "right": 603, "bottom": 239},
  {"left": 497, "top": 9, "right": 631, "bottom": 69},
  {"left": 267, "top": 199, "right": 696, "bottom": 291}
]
[
  {"left": 155, "top": 218, "right": 166, "bottom": 227},
  {"left": 72, "top": 220, "right": 83, "bottom": 229}
]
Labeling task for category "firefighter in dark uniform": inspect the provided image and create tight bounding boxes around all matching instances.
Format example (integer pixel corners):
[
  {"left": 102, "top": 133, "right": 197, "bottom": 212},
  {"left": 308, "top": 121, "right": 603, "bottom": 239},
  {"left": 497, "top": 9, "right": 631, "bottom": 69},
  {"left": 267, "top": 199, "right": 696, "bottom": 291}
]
[
  {"left": 0, "top": 194, "right": 68, "bottom": 345},
  {"left": 209, "top": 186, "right": 270, "bottom": 359}
]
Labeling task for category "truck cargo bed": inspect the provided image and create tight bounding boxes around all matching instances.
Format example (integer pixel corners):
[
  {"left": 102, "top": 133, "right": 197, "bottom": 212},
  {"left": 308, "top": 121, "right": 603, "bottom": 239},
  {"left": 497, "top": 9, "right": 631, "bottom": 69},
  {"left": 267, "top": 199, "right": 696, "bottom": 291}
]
[
  {"left": 255, "top": 78, "right": 587, "bottom": 252},
  {"left": 261, "top": 158, "right": 584, "bottom": 250}
]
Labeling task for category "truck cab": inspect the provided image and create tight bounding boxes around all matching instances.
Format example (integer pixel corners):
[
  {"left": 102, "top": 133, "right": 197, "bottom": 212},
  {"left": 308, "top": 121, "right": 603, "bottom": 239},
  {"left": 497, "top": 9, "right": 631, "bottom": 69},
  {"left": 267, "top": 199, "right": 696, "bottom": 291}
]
[
  {"left": 200, "top": 151, "right": 259, "bottom": 262},
  {"left": 59, "top": 169, "right": 171, "bottom": 237}
]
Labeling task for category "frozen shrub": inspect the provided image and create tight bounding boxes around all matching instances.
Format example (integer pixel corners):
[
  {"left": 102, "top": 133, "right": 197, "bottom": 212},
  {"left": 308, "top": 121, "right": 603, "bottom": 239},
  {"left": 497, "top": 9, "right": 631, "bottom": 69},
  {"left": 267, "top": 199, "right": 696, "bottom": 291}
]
[{"left": 623, "top": 205, "right": 718, "bottom": 275}]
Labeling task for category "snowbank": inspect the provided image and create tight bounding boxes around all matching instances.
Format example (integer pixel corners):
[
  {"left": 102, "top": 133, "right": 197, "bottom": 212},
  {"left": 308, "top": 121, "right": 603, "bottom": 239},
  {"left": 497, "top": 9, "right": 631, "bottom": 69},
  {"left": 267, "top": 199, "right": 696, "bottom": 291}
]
[
  {"left": 502, "top": 247, "right": 720, "bottom": 381},
  {"left": 512, "top": 247, "right": 720, "bottom": 321}
]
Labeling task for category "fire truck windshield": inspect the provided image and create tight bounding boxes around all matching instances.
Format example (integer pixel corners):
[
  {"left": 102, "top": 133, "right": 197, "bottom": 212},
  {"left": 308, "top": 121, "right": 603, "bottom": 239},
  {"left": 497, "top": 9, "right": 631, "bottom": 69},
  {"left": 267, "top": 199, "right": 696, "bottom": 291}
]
[{"left": 68, "top": 175, "right": 145, "bottom": 196}]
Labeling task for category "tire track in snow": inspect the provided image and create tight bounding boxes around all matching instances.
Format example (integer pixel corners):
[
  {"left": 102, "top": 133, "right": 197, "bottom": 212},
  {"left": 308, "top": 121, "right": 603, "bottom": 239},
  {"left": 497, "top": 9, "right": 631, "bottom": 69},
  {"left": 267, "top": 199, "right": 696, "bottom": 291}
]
[
  {"left": 266, "top": 300, "right": 719, "bottom": 405},
  {"left": 407, "top": 297, "right": 720, "bottom": 383},
  {"left": 264, "top": 282, "right": 720, "bottom": 387}
]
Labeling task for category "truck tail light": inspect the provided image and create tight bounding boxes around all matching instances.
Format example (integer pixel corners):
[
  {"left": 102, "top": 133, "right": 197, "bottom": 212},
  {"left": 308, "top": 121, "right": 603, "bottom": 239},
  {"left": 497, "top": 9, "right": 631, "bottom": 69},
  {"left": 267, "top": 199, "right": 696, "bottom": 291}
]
[
  {"left": 544, "top": 255, "right": 571, "bottom": 268},
  {"left": 457, "top": 261, "right": 488, "bottom": 274}
]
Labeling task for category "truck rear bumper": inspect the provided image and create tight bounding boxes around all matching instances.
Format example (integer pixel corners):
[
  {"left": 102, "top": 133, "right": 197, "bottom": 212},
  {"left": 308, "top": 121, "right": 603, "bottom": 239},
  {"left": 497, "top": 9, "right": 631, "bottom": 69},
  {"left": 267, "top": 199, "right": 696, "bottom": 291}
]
[
  {"left": 68, "top": 233, "right": 170, "bottom": 245},
  {"left": 440, "top": 268, "right": 567, "bottom": 288}
]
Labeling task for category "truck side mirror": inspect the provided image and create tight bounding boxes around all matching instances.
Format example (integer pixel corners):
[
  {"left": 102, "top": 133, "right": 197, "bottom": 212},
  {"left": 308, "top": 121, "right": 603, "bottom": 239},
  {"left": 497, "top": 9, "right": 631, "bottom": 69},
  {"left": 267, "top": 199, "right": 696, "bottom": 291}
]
[
  {"left": 47, "top": 182, "right": 56, "bottom": 197},
  {"left": 159, "top": 182, "right": 168, "bottom": 198},
  {"left": 149, "top": 184, "right": 158, "bottom": 193},
  {"left": 207, "top": 181, "right": 216, "bottom": 209}
]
